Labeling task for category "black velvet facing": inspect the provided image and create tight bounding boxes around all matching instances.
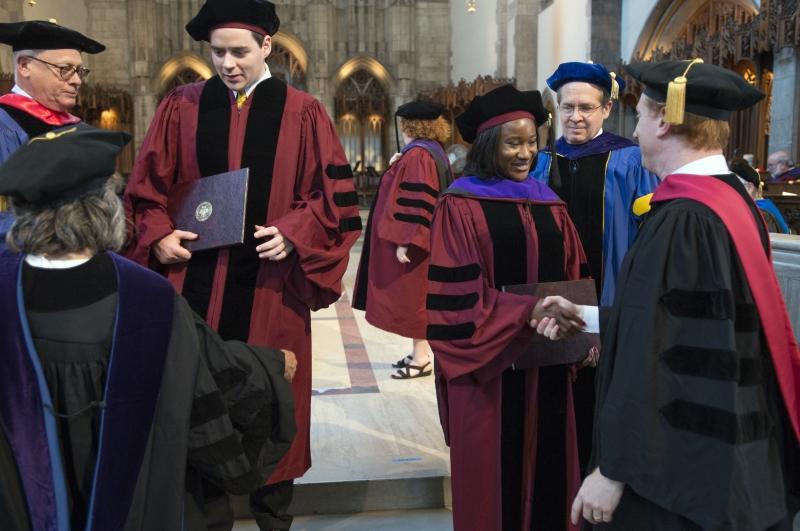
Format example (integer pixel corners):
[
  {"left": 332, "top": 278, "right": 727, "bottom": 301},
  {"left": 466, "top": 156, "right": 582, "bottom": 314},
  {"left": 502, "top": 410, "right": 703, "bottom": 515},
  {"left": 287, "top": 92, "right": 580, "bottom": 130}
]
[
  {"left": 333, "top": 191, "right": 359, "bottom": 207},
  {"left": 660, "top": 400, "right": 771, "bottom": 445},
  {"left": 339, "top": 216, "right": 363, "bottom": 233},
  {"left": 352, "top": 180, "right": 382, "bottom": 310},
  {"left": 393, "top": 213, "right": 431, "bottom": 228},
  {"left": 426, "top": 322, "right": 476, "bottom": 340},
  {"left": 426, "top": 292, "right": 479, "bottom": 311},
  {"left": 183, "top": 76, "right": 287, "bottom": 341},
  {"left": 396, "top": 197, "right": 436, "bottom": 214},
  {"left": 528, "top": 205, "right": 565, "bottom": 283},
  {"left": 479, "top": 201, "right": 527, "bottom": 288},
  {"left": 325, "top": 164, "right": 354, "bottom": 180},
  {"left": 428, "top": 263, "right": 481, "bottom": 283},
  {"left": 399, "top": 182, "right": 439, "bottom": 198},
  {"left": 661, "top": 345, "right": 762, "bottom": 386},
  {"left": 661, "top": 289, "right": 733, "bottom": 320},
  {"left": 0, "top": 103, "right": 61, "bottom": 139},
  {"left": 735, "top": 303, "right": 759, "bottom": 332}
]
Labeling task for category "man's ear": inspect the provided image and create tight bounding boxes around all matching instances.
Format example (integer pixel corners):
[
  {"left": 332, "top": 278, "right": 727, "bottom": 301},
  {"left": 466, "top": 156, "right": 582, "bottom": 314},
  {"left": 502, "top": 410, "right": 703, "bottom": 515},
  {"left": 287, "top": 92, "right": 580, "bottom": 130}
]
[
  {"left": 262, "top": 34, "right": 272, "bottom": 59},
  {"left": 656, "top": 108, "right": 672, "bottom": 139}
]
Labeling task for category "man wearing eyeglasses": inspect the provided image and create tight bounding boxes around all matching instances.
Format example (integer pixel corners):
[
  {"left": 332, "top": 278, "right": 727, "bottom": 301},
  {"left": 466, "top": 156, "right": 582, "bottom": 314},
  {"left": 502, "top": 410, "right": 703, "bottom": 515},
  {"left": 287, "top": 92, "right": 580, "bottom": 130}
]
[
  {"left": 532, "top": 62, "right": 659, "bottom": 310},
  {"left": 0, "top": 20, "right": 104, "bottom": 247}
]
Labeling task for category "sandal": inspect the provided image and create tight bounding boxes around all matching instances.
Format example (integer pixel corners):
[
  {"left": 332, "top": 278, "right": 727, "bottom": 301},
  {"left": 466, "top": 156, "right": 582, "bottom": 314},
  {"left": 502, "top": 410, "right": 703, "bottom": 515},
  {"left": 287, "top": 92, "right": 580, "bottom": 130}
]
[
  {"left": 391, "top": 354, "right": 414, "bottom": 369},
  {"left": 391, "top": 361, "right": 432, "bottom": 379}
]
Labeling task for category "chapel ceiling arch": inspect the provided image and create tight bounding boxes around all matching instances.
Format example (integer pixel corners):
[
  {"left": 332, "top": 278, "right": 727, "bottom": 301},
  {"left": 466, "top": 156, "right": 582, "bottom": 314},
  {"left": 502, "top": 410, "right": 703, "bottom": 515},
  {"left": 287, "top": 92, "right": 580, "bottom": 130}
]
[
  {"left": 632, "top": 0, "right": 759, "bottom": 61},
  {"left": 269, "top": 31, "right": 308, "bottom": 90},
  {"left": 155, "top": 52, "right": 213, "bottom": 101}
]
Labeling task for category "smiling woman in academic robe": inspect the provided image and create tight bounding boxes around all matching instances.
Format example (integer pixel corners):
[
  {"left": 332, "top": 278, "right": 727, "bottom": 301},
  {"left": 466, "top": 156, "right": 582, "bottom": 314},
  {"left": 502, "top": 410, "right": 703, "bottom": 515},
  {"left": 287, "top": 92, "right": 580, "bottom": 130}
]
[
  {"left": 0, "top": 125, "right": 296, "bottom": 531},
  {"left": 426, "top": 84, "right": 591, "bottom": 531}
]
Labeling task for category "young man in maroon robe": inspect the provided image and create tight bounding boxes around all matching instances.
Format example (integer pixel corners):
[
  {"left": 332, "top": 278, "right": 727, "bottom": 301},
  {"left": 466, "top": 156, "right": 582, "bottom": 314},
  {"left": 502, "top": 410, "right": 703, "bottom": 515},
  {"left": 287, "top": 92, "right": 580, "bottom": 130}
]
[
  {"left": 570, "top": 60, "right": 800, "bottom": 529},
  {"left": 426, "top": 84, "right": 590, "bottom": 531},
  {"left": 352, "top": 101, "right": 453, "bottom": 378},
  {"left": 123, "top": 1, "right": 361, "bottom": 528}
]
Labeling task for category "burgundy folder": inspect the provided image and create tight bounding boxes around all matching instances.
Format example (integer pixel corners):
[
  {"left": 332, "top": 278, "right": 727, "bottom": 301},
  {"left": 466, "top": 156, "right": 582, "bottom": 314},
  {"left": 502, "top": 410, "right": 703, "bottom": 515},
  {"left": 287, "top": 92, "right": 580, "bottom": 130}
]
[
  {"left": 501, "top": 279, "right": 600, "bottom": 368},
  {"left": 167, "top": 168, "right": 249, "bottom": 252}
]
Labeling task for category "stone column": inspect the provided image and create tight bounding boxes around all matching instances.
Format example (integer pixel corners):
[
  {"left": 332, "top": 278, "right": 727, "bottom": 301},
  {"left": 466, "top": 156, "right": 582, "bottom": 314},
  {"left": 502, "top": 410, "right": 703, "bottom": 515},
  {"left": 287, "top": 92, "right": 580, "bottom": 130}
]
[
  {"left": 589, "top": 0, "right": 622, "bottom": 134},
  {"left": 307, "top": 0, "right": 336, "bottom": 115},
  {"left": 495, "top": 0, "right": 508, "bottom": 78},
  {"left": 769, "top": 47, "right": 800, "bottom": 161},
  {"left": 126, "top": 0, "right": 159, "bottom": 149},
  {"left": 513, "top": 0, "right": 540, "bottom": 89}
]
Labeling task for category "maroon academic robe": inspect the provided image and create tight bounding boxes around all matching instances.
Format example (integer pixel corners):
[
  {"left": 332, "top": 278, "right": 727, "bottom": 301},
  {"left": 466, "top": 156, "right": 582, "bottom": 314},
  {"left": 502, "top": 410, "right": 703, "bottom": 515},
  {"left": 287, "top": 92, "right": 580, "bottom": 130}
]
[
  {"left": 352, "top": 140, "right": 453, "bottom": 337},
  {"left": 427, "top": 176, "right": 590, "bottom": 531},
  {"left": 123, "top": 76, "right": 361, "bottom": 484}
]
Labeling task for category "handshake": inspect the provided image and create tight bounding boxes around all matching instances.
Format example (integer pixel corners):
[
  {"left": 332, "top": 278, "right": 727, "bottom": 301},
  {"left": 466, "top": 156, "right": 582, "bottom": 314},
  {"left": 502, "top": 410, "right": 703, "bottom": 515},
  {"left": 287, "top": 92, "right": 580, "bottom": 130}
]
[{"left": 529, "top": 296, "right": 586, "bottom": 340}]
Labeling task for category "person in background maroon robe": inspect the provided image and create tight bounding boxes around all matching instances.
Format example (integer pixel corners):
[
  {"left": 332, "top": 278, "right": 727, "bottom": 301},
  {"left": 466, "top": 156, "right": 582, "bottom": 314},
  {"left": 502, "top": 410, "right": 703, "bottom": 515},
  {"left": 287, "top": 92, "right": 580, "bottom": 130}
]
[
  {"left": 426, "top": 84, "right": 590, "bottom": 531},
  {"left": 352, "top": 101, "right": 454, "bottom": 379},
  {"left": 122, "top": 1, "right": 361, "bottom": 529}
]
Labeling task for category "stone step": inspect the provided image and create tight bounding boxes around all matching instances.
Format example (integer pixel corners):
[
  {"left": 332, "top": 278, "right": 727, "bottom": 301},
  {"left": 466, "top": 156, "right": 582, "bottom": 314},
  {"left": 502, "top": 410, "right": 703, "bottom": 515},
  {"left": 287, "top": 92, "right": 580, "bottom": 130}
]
[{"left": 232, "top": 475, "right": 450, "bottom": 517}]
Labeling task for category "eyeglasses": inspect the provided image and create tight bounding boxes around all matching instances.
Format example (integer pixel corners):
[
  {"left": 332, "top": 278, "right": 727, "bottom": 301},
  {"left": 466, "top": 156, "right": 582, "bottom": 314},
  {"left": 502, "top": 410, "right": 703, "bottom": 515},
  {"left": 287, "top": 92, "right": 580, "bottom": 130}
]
[
  {"left": 24, "top": 55, "right": 90, "bottom": 81},
  {"left": 558, "top": 104, "right": 603, "bottom": 117}
]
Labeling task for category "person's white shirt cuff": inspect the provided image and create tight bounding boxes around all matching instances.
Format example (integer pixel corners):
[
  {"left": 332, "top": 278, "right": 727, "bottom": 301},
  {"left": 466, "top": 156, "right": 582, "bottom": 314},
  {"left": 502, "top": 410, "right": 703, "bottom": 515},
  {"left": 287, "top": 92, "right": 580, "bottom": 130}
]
[{"left": 580, "top": 305, "right": 600, "bottom": 333}]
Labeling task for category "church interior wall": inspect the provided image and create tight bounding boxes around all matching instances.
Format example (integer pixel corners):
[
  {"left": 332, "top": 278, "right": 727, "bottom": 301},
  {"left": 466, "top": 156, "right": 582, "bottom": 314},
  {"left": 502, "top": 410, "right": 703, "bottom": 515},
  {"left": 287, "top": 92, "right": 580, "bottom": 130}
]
[
  {"left": 449, "top": 0, "right": 499, "bottom": 82},
  {"left": 620, "top": 0, "right": 658, "bottom": 61},
  {"left": 536, "top": 0, "right": 591, "bottom": 90}
]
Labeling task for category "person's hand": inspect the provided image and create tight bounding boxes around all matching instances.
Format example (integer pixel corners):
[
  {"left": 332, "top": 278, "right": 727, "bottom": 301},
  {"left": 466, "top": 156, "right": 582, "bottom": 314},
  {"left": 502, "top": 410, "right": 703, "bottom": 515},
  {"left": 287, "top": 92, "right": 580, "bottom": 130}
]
[
  {"left": 529, "top": 296, "right": 585, "bottom": 338},
  {"left": 153, "top": 229, "right": 198, "bottom": 264},
  {"left": 396, "top": 245, "right": 411, "bottom": 264},
  {"left": 571, "top": 467, "right": 624, "bottom": 525},
  {"left": 255, "top": 225, "right": 295, "bottom": 261},
  {"left": 389, "top": 152, "right": 402, "bottom": 166},
  {"left": 282, "top": 349, "right": 297, "bottom": 382}
]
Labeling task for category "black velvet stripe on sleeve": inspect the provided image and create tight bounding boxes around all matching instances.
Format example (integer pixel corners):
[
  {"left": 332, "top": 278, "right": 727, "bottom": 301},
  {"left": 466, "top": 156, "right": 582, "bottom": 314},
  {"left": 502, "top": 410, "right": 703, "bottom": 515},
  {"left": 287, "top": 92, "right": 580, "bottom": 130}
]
[
  {"left": 528, "top": 204, "right": 565, "bottom": 283},
  {"left": 660, "top": 289, "right": 733, "bottom": 320},
  {"left": 190, "top": 391, "right": 229, "bottom": 428},
  {"left": 428, "top": 263, "right": 481, "bottom": 283},
  {"left": 660, "top": 345, "right": 762, "bottom": 385},
  {"left": 211, "top": 367, "right": 248, "bottom": 394},
  {"left": 339, "top": 216, "right": 363, "bottom": 233},
  {"left": 660, "top": 400, "right": 771, "bottom": 445},
  {"left": 188, "top": 433, "right": 245, "bottom": 465},
  {"left": 427, "top": 322, "right": 476, "bottom": 340},
  {"left": 426, "top": 292, "right": 479, "bottom": 311},
  {"left": 399, "top": 182, "right": 439, "bottom": 198},
  {"left": 734, "top": 303, "right": 759, "bottom": 332},
  {"left": 479, "top": 201, "right": 527, "bottom": 287},
  {"left": 333, "top": 191, "right": 360, "bottom": 207},
  {"left": 393, "top": 213, "right": 431, "bottom": 228},
  {"left": 326, "top": 164, "right": 354, "bottom": 180},
  {"left": 397, "top": 197, "right": 436, "bottom": 213}
]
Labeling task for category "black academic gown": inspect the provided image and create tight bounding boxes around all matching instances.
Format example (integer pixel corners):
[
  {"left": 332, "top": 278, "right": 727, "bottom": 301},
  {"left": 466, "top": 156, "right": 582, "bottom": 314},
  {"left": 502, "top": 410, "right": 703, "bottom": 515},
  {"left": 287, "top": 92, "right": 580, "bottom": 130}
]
[
  {"left": 0, "top": 251, "right": 296, "bottom": 531},
  {"left": 592, "top": 174, "right": 800, "bottom": 530}
]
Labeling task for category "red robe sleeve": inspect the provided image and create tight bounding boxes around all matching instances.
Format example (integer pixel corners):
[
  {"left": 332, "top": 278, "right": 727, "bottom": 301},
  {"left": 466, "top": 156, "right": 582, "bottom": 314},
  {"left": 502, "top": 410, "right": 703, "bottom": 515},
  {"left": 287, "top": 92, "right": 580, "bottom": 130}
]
[
  {"left": 426, "top": 196, "right": 538, "bottom": 382},
  {"left": 272, "top": 100, "right": 362, "bottom": 311},
  {"left": 122, "top": 90, "right": 183, "bottom": 266},
  {"left": 376, "top": 148, "right": 440, "bottom": 253}
]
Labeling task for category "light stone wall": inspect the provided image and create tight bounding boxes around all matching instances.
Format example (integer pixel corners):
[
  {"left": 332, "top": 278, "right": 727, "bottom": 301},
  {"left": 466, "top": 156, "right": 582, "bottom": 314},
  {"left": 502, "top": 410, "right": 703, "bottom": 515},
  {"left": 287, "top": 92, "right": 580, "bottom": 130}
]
[
  {"left": 771, "top": 233, "right": 800, "bottom": 341},
  {"left": 769, "top": 47, "right": 800, "bottom": 161}
]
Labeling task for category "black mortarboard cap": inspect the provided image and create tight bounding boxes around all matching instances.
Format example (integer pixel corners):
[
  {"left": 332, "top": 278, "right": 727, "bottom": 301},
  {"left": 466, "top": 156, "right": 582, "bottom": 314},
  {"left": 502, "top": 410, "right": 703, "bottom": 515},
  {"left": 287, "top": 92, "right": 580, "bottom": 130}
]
[
  {"left": 0, "top": 124, "right": 131, "bottom": 205},
  {"left": 186, "top": 0, "right": 281, "bottom": 41},
  {"left": 730, "top": 158, "right": 761, "bottom": 187},
  {"left": 0, "top": 20, "right": 105, "bottom": 53},
  {"left": 625, "top": 59, "right": 765, "bottom": 125},
  {"left": 396, "top": 101, "right": 444, "bottom": 120},
  {"left": 455, "top": 84, "right": 547, "bottom": 143}
]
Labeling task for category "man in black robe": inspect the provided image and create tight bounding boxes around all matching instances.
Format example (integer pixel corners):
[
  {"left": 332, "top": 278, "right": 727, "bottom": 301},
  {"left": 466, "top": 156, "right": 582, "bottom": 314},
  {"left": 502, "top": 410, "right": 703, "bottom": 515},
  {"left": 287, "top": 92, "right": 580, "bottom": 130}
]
[
  {"left": 0, "top": 125, "right": 296, "bottom": 531},
  {"left": 569, "top": 59, "right": 800, "bottom": 530}
]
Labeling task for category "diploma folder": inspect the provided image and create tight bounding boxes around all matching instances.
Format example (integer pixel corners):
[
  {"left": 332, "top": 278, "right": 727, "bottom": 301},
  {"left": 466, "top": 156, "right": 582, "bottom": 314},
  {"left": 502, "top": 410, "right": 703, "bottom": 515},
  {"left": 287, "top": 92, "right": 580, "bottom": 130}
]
[
  {"left": 501, "top": 279, "right": 600, "bottom": 368},
  {"left": 167, "top": 168, "right": 249, "bottom": 252}
]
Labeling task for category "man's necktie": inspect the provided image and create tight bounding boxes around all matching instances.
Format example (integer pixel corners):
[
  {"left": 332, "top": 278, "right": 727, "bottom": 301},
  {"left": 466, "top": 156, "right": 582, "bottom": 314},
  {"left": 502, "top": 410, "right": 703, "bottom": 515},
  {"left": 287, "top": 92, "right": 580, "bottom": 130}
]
[{"left": 236, "top": 91, "right": 247, "bottom": 110}]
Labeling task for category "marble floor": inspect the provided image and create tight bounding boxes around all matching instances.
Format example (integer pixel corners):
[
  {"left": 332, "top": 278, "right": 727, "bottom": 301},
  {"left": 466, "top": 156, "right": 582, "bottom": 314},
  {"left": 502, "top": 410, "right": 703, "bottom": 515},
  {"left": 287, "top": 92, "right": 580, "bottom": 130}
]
[{"left": 234, "top": 211, "right": 452, "bottom": 529}]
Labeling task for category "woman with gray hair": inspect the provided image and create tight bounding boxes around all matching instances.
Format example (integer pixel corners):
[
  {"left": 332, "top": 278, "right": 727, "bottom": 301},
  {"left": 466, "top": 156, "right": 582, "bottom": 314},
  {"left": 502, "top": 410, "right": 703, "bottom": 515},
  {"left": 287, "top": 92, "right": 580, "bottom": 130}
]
[{"left": 0, "top": 124, "right": 296, "bottom": 531}]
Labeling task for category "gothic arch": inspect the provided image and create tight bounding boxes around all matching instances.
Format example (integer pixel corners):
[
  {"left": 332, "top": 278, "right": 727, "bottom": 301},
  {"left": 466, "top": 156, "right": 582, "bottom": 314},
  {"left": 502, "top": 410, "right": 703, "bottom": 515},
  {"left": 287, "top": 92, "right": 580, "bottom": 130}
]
[
  {"left": 269, "top": 31, "right": 308, "bottom": 90},
  {"left": 271, "top": 31, "right": 308, "bottom": 75},
  {"left": 632, "top": 0, "right": 759, "bottom": 61},
  {"left": 155, "top": 52, "right": 213, "bottom": 99},
  {"left": 331, "top": 55, "right": 395, "bottom": 95}
]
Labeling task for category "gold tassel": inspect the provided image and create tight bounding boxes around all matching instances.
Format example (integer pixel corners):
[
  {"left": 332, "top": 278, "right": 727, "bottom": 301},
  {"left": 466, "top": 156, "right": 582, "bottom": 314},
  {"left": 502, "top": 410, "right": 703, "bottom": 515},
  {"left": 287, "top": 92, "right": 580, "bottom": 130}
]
[
  {"left": 0, "top": 196, "right": 7, "bottom": 212},
  {"left": 609, "top": 72, "right": 619, "bottom": 101},
  {"left": 664, "top": 58, "right": 704, "bottom": 125}
]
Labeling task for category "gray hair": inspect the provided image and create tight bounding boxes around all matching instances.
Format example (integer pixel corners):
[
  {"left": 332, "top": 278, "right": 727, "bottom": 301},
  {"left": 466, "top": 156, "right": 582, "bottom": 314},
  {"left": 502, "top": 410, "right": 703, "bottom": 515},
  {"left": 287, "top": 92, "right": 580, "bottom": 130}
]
[
  {"left": 12, "top": 49, "right": 41, "bottom": 84},
  {"left": 6, "top": 174, "right": 127, "bottom": 256}
]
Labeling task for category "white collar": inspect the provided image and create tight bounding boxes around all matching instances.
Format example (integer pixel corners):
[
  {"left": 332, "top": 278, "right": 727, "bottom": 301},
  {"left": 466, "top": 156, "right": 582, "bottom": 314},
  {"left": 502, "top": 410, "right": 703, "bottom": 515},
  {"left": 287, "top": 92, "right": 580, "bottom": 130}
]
[
  {"left": 25, "top": 254, "right": 91, "bottom": 269},
  {"left": 11, "top": 85, "right": 33, "bottom": 99},
  {"left": 671, "top": 154, "right": 729, "bottom": 176},
  {"left": 232, "top": 65, "right": 272, "bottom": 99}
]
